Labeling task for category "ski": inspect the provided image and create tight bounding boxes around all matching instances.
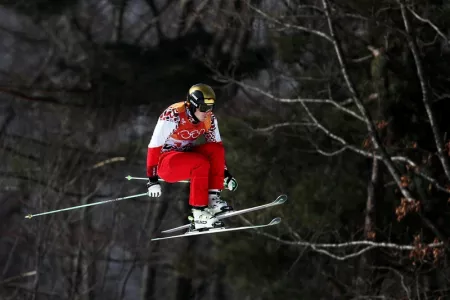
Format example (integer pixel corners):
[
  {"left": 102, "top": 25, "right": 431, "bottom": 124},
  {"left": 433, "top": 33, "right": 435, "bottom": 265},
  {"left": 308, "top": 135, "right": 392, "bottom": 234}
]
[
  {"left": 161, "top": 194, "right": 287, "bottom": 234},
  {"left": 151, "top": 217, "right": 281, "bottom": 242}
]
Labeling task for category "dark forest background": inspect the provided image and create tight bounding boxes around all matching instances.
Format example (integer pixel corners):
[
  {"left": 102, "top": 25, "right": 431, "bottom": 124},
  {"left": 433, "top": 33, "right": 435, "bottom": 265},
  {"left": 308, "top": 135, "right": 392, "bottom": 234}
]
[{"left": 1, "top": 0, "right": 450, "bottom": 299}]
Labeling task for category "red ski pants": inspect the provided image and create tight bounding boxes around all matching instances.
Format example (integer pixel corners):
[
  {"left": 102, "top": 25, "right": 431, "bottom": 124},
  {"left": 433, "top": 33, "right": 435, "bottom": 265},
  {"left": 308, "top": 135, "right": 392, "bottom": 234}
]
[{"left": 157, "top": 142, "right": 225, "bottom": 207}]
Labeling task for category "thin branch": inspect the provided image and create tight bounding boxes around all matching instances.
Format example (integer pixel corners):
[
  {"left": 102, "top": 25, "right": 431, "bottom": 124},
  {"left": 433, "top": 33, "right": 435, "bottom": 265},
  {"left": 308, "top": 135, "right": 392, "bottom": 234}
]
[
  {"left": 4, "top": 133, "right": 125, "bottom": 159},
  {"left": 181, "top": 0, "right": 210, "bottom": 35},
  {"left": 0, "top": 106, "right": 15, "bottom": 135},
  {"left": 281, "top": 1, "right": 324, "bottom": 13},
  {"left": 391, "top": 156, "right": 450, "bottom": 194},
  {"left": 305, "top": 129, "right": 350, "bottom": 157},
  {"left": 0, "top": 87, "right": 83, "bottom": 107},
  {"left": 299, "top": 100, "right": 372, "bottom": 158},
  {"left": 0, "top": 271, "right": 37, "bottom": 285},
  {"left": 415, "top": 275, "right": 422, "bottom": 300},
  {"left": 311, "top": 245, "right": 378, "bottom": 261},
  {"left": 0, "top": 171, "right": 96, "bottom": 198},
  {"left": 1, "top": 237, "right": 19, "bottom": 279},
  {"left": 133, "top": 0, "right": 175, "bottom": 44},
  {"left": 253, "top": 122, "right": 316, "bottom": 132},
  {"left": 115, "top": 0, "right": 129, "bottom": 42},
  {"left": 374, "top": 266, "right": 411, "bottom": 299},
  {"left": 27, "top": 46, "right": 55, "bottom": 87},
  {"left": 133, "top": 17, "right": 160, "bottom": 44},
  {"left": 241, "top": 217, "right": 443, "bottom": 261},
  {"left": 261, "top": 231, "right": 443, "bottom": 250},
  {"left": 3, "top": 284, "right": 63, "bottom": 299},
  {"left": 316, "top": 146, "right": 349, "bottom": 157},
  {"left": 2, "top": 146, "right": 40, "bottom": 162},
  {"left": 407, "top": 6, "right": 448, "bottom": 44},
  {"left": 351, "top": 54, "right": 372, "bottom": 63},
  {"left": 90, "top": 157, "right": 126, "bottom": 169},
  {"left": 0, "top": 24, "right": 48, "bottom": 44},
  {"left": 234, "top": 80, "right": 365, "bottom": 121},
  {"left": 245, "top": 1, "right": 333, "bottom": 42},
  {"left": 399, "top": 1, "right": 450, "bottom": 182}
]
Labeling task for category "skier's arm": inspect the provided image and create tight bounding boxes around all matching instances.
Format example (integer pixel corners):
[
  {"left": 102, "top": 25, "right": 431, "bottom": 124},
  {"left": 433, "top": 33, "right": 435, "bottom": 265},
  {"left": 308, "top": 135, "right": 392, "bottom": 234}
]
[
  {"left": 204, "top": 114, "right": 225, "bottom": 165},
  {"left": 204, "top": 114, "right": 237, "bottom": 191},
  {"left": 204, "top": 114, "right": 222, "bottom": 144},
  {"left": 147, "top": 112, "right": 178, "bottom": 179}
]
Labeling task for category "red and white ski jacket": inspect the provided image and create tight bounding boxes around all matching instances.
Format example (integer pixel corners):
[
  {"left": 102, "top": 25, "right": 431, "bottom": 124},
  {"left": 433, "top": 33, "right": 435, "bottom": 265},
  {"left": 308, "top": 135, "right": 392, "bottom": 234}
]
[{"left": 146, "top": 101, "right": 223, "bottom": 178}]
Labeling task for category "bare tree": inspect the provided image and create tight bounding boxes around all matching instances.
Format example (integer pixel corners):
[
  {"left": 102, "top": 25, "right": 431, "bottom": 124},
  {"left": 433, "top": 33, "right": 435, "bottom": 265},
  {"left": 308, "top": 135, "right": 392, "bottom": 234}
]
[{"left": 210, "top": 0, "right": 450, "bottom": 298}]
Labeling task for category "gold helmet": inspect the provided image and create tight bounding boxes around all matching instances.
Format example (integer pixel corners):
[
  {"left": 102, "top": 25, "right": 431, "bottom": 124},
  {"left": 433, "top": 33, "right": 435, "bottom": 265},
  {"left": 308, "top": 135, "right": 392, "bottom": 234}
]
[{"left": 186, "top": 83, "right": 215, "bottom": 113}]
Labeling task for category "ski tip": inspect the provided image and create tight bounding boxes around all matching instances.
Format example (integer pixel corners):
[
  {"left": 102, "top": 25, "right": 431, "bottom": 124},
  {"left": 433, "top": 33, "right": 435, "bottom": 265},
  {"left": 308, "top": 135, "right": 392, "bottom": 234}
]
[
  {"left": 125, "top": 175, "right": 132, "bottom": 180},
  {"left": 269, "top": 217, "right": 281, "bottom": 225},
  {"left": 275, "top": 194, "right": 288, "bottom": 204},
  {"left": 25, "top": 214, "right": 33, "bottom": 219}
]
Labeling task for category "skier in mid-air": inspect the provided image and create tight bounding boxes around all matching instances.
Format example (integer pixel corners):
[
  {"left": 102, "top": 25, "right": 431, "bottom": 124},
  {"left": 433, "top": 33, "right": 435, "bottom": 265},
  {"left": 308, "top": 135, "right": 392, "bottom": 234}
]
[{"left": 146, "top": 83, "right": 238, "bottom": 231}]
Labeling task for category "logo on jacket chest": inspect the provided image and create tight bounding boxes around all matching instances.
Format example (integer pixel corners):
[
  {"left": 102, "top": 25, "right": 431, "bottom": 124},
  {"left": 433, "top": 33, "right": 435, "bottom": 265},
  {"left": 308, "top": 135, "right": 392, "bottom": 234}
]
[{"left": 178, "top": 128, "right": 206, "bottom": 139}]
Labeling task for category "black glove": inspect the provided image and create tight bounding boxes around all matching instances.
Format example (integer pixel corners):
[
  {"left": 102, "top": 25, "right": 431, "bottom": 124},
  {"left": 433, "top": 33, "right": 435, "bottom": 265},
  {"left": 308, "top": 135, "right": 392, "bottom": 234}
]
[
  {"left": 224, "top": 169, "right": 238, "bottom": 192},
  {"left": 147, "top": 176, "right": 162, "bottom": 197}
]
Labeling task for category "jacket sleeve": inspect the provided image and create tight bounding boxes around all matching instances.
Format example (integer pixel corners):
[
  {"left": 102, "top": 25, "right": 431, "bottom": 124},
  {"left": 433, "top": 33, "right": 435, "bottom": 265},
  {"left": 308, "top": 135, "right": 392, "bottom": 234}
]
[
  {"left": 204, "top": 114, "right": 229, "bottom": 171},
  {"left": 204, "top": 114, "right": 222, "bottom": 144},
  {"left": 147, "top": 109, "right": 178, "bottom": 177}
]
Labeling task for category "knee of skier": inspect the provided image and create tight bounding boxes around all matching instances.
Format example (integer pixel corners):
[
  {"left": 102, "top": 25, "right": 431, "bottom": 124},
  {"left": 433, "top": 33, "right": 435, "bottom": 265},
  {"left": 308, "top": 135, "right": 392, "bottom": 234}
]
[
  {"left": 191, "top": 155, "right": 210, "bottom": 175},
  {"left": 205, "top": 142, "right": 224, "bottom": 154}
]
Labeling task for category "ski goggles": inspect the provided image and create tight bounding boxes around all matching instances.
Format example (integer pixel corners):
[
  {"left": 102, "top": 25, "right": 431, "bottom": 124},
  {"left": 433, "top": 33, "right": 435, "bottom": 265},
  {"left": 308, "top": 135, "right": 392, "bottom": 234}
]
[{"left": 198, "top": 103, "right": 214, "bottom": 112}]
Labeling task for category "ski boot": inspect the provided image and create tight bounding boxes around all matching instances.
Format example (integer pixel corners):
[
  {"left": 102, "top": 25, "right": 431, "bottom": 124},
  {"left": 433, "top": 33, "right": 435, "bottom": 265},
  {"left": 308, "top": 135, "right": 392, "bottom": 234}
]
[
  {"left": 207, "top": 191, "right": 233, "bottom": 216},
  {"left": 188, "top": 207, "right": 225, "bottom": 232}
]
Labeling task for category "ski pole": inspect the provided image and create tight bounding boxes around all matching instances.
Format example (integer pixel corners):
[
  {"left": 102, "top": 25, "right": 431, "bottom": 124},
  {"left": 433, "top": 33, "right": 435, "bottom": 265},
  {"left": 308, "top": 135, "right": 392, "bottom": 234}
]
[
  {"left": 24, "top": 192, "right": 148, "bottom": 219},
  {"left": 125, "top": 175, "right": 189, "bottom": 183}
]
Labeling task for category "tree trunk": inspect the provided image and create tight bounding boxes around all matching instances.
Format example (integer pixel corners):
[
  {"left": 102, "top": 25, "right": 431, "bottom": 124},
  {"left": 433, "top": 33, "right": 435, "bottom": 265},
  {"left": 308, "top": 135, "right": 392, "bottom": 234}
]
[
  {"left": 358, "top": 155, "right": 386, "bottom": 294},
  {"left": 141, "top": 189, "right": 171, "bottom": 299},
  {"left": 73, "top": 192, "right": 94, "bottom": 300},
  {"left": 357, "top": 47, "right": 390, "bottom": 295}
]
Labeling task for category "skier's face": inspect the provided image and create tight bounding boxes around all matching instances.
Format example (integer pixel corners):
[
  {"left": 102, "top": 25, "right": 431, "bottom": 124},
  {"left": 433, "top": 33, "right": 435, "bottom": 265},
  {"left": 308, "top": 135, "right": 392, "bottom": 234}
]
[
  {"left": 193, "top": 103, "right": 213, "bottom": 122},
  {"left": 194, "top": 108, "right": 211, "bottom": 122}
]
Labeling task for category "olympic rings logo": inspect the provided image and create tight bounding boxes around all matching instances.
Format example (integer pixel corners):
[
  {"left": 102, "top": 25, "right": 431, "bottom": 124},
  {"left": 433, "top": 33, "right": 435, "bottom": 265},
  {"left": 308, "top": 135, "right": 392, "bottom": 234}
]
[{"left": 179, "top": 129, "right": 205, "bottom": 139}]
